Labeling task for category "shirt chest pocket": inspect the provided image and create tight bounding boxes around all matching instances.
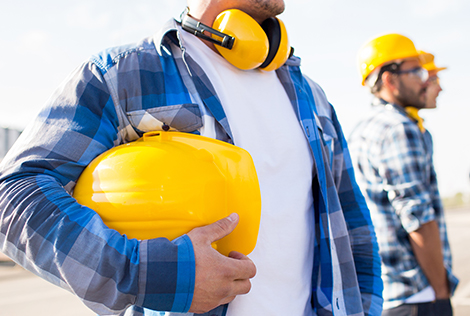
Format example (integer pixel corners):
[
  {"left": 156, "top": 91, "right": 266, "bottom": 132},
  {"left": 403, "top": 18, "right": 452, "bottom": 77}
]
[{"left": 126, "top": 103, "right": 203, "bottom": 133}]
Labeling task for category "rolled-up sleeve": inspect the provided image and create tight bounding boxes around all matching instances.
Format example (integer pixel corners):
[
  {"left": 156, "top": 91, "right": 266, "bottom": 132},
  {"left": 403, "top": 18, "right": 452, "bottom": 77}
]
[{"left": 380, "top": 124, "right": 435, "bottom": 233}]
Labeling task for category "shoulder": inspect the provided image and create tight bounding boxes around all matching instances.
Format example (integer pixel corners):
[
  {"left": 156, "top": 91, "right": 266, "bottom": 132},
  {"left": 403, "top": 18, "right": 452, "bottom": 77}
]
[
  {"left": 301, "top": 75, "right": 345, "bottom": 142},
  {"left": 89, "top": 37, "right": 160, "bottom": 75},
  {"left": 302, "top": 75, "right": 333, "bottom": 118},
  {"left": 88, "top": 19, "right": 180, "bottom": 75},
  {"left": 352, "top": 105, "right": 418, "bottom": 139}
]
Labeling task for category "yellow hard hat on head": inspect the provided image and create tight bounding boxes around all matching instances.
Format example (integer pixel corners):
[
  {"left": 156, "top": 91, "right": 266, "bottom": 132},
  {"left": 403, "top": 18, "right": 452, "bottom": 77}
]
[
  {"left": 73, "top": 131, "right": 261, "bottom": 256},
  {"left": 358, "top": 33, "right": 421, "bottom": 86},
  {"left": 418, "top": 50, "right": 447, "bottom": 73}
]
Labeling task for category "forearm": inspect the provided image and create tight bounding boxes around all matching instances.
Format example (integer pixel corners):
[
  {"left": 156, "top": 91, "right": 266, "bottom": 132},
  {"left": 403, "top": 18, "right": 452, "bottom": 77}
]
[
  {"left": 0, "top": 174, "right": 195, "bottom": 314},
  {"left": 337, "top": 172, "right": 383, "bottom": 314},
  {"left": 409, "top": 220, "right": 450, "bottom": 298},
  {"left": 333, "top": 109, "right": 384, "bottom": 315},
  {"left": 341, "top": 191, "right": 384, "bottom": 316},
  {"left": 0, "top": 174, "right": 141, "bottom": 313}
]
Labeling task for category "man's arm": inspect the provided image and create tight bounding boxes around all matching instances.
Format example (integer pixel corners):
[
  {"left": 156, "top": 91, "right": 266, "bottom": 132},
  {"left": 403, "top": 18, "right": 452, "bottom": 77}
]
[
  {"left": 381, "top": 122, "right": 450, "bottom": 296},
  {"left": 330, "top": 107, "right": 384, "bottom": 316},
  {"left": 0, "top": 61, "right": 255, "bottom": 314},
  {"left": 0, "top": 60, "right": 195, "bottom": 313},
  {"left": 0, "top": 174, "right": 185, "bottom": 314},
  {"left": 409, "top": 220, "right": 450, "bottom": 299}
]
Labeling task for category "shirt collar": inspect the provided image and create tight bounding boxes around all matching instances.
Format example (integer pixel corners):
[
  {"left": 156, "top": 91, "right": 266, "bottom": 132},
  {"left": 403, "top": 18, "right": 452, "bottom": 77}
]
[
  {"left": 373, "top": 97, "right": 426, "bottom": 132},
  {"left": 372, "top": 97, "right": 408, "bottom": 116},
  {"left": 153, "top": 19, "right": 181, "bottom": 56}
]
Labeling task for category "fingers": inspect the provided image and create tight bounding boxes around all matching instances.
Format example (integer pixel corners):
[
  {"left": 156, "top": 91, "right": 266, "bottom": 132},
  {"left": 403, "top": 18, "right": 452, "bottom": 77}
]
[
  {"left": 228, "top": 251, "right": 257, "bottom": 279},
  {"left": 187, "top": 213, "right": 257, "bottom": 314},
  {"left": 220, "top": 296, "right": 237, "bottom": 306},
  {"left": 188, "top": 213, "right": 239, "bottom": 246},
  {"left": 233, "top": 278, "right": 252, "bottom": 295},
  {"left": 190, "top": 270, "right": 254, "bottom": 313},
  {"left": 228, "top": 250, "right": 245, "bottom": 260},
  {"left": 205, "top": 213, "right": 239, "bottom": 243}
]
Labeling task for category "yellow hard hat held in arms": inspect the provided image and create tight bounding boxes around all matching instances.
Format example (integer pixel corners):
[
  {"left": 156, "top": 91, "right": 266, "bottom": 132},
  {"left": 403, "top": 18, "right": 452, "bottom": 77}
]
[{"left": 73, "top": 131, "right": 262, "bottom": 256}]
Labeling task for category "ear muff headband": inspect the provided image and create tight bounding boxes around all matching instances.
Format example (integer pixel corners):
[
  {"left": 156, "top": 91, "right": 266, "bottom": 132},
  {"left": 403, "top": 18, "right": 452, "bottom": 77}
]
[
  {"left": 180, "top": 8, "right": 291, "bottom": 71},
  {"left": 180, "top": 8, "right": 235, "bottom": 50}
]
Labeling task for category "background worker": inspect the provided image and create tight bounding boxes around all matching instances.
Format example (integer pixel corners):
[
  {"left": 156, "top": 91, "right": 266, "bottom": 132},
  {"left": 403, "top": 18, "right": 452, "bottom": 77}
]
[
  {"left": 0, "top": 0, "right": 383, "bottom": 315},
  {"left": 420, "top": 50, "right": 446, "bottom": 109},
  {"left": 349, "top": 33, "right": 459, "bottom": 316}
]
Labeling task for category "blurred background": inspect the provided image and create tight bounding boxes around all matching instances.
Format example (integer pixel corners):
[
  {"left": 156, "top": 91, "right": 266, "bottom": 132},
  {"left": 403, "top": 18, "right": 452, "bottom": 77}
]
[
  {"left": 1, "top": 0, "right": 469, "bottom": 200},
  {"left": 0, "top": 0, "right": 469, "bottom": 315}
]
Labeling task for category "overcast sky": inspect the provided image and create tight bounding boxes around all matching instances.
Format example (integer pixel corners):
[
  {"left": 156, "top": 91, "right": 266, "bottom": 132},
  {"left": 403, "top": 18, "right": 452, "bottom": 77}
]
[{"left": 1, "top": 0, "right": 469, "bottom": 197}]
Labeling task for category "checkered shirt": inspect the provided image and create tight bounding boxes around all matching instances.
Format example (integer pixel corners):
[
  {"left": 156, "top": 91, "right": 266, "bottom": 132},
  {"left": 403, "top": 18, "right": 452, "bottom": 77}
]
[
  {"left": 0, "top": 19, "right": 383, "bottom": 316},
  {"left": 348, "top": 99, "right": 459, "bottom": 309}
]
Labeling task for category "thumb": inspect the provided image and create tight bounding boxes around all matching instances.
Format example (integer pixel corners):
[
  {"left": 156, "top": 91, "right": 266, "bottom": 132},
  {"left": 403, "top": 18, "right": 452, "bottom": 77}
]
[{"left": 202, "top": 213, "right": 239, "bottom": 244}]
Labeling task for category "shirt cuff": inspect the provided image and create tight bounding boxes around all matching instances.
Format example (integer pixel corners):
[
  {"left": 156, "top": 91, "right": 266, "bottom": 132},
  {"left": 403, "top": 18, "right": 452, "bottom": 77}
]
[
  {"left": 136, "top": 234, "right": 195, "bottom": 312},
  {"left": 399, "top": 206, "right": 436, "bottom": 233}
]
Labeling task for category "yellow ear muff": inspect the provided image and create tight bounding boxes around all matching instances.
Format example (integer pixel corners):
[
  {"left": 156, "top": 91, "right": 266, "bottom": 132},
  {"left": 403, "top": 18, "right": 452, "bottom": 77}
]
[
  {"left": 212, "top": 9, "right": 269, "bottom": 70},
  {"left": 259, "top": 17, "right": 291, "bottom": 71},
  {"left": 212, "top": 9, "right": 290, "bottom": 71}
]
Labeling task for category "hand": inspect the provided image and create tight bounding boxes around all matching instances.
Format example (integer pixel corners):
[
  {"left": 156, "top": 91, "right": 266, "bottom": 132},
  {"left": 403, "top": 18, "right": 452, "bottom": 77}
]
[
  {"left": 187, "top": 213, "right": 257, "bottom": 314},
  {"left": 409, "top": 221, "right": 450, "bottom": 300},
  {"left": 435, "top": 285, "right": 451, "bottom": 300}
]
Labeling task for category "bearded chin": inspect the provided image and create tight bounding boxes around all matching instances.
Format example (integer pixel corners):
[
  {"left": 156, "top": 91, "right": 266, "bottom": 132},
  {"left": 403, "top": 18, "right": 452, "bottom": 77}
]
[
  {"left": 397, "top": 82, "right": 427, "bottom": 109},
  {"left": 397, "top": 95, "right": 426, "bottom": 109},
  {"left": 251, "top": 0, "right": 285, "bottom": 20}
]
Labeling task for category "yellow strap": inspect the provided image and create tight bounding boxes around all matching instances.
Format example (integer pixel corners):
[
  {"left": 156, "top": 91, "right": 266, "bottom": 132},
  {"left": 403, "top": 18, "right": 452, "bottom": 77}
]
[{"left": 405, "top": 107, "right": 425, "bottom": 133}]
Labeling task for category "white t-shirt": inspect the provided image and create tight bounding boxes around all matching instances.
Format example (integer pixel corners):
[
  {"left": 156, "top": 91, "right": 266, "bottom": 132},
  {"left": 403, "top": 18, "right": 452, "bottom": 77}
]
[
  {"left": 404, "top": 286, "right": 435, "bottom": 304},
  {"left": 179, "top": 28, "right": 315, "bottom": 316}
]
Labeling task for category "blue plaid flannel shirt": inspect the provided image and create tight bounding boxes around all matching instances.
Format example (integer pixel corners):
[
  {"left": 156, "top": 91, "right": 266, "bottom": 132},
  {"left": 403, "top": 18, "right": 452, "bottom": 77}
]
[
  {"left": 0, "top": 19, "right": 382, "bottom": 316},
  {"left": 348, "top": 99, "right": 459, "bottom": 309}
]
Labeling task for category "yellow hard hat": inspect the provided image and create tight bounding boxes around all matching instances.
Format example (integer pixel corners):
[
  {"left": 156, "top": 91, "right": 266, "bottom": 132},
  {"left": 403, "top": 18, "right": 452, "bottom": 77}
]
[
  {"left": 358, "top": 33, "right": 421, "bottom": 85},
  {"left": 418, "top": 50, "right": 447, "bottom": 73},
  {"left": 73, "top": 131, "right": 261, "bottom": 256}
]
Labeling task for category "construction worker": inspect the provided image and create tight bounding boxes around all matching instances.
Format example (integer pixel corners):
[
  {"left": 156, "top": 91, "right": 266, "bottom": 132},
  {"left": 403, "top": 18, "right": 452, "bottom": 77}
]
[
  {"left": 0, "top": 1, "right": 383, "bottom": 315},
  {"left": 420, "top": 50, "right": 446, "bottom": 109},
  {"left": 349, "top": 33, "right": 459, "bottom": 316}
]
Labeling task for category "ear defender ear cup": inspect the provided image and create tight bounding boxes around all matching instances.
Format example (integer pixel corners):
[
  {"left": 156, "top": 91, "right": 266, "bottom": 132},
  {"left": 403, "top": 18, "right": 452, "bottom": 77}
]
[
  {"left": 211, "top": 9, "right": 291, "bottom": 71},
  {"left": 212, "top": 9, "right": 269, "bottom": 70},
  {"left": 259, "top": 17, "right": 291, "bottom": 71}
]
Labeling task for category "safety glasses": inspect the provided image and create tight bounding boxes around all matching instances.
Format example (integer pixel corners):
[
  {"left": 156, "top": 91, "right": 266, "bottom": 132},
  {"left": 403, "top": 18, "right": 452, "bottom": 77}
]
[
  {"left": 428, "top": 76, "right": 440, "bottom": 85},
  {"left": 395, "top": 67, "right": 429, "bottom": 83}
]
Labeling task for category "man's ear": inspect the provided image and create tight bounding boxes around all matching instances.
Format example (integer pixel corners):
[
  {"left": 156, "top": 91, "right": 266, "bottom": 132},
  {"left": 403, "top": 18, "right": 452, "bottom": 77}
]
[{"left": 382, "top": 71, "right": 399, "bottom": 91}]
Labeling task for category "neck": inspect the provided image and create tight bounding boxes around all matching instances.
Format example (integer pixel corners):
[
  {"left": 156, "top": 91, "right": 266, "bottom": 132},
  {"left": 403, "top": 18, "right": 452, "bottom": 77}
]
[
  {"left": 187, "top": 4, "right": 218, "bottom": 25},
  {"left": 184, "top": 4, "right": 225, "bottom": 53},
  {"left": 377, "top": 90, "right": 404, "bottom": 108}
]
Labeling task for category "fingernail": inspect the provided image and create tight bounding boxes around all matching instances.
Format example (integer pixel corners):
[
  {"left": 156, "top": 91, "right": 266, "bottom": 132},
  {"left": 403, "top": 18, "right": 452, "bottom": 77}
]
[{"left": 228, "top": 213, "right": 238, "bottom": 222}]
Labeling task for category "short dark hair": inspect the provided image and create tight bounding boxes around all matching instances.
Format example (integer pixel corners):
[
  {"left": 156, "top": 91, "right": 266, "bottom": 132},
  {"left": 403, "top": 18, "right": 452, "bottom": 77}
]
[{"left": 369, "top": 62, "right": 402, "bottom": 94}]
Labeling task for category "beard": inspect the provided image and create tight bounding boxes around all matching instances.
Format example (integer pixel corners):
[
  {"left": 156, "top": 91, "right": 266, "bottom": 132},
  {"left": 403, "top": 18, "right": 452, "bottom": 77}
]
[
  {"left": 244, "top": 0, "right": 285, "bottom": 21},
  {"left": 395, "top": 79, "right": 427, "bottom": 109}
]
